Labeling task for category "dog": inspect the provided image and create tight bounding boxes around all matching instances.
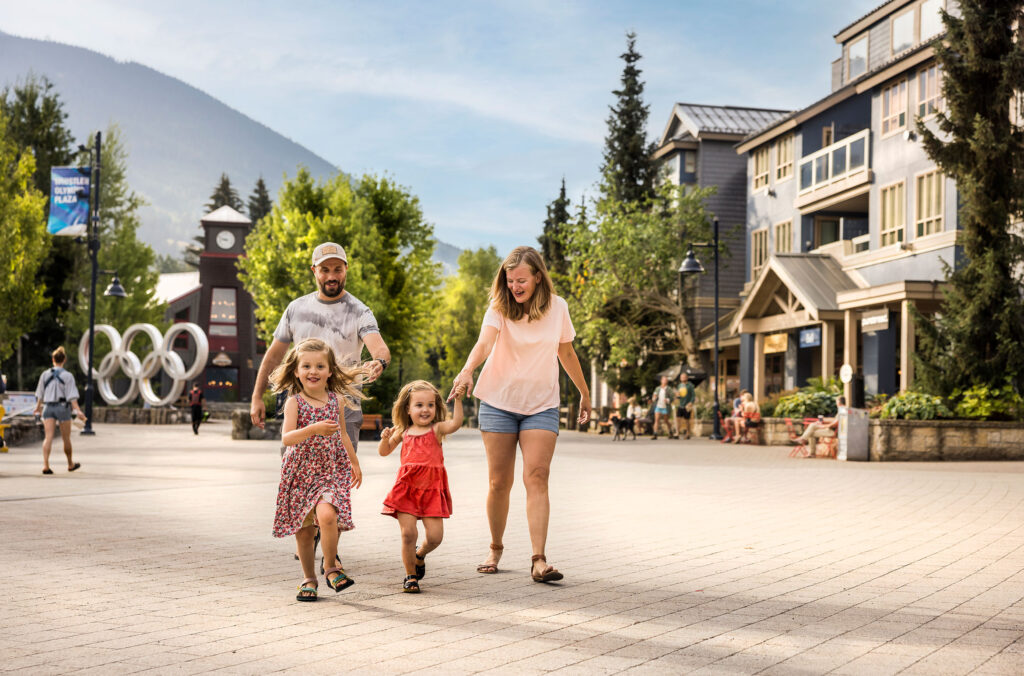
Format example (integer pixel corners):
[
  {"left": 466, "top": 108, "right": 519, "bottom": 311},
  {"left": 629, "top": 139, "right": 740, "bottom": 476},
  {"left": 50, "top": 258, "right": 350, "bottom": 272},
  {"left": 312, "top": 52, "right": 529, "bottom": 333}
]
[{"left": 612, "top": 415, "right": 636, "bottom": 441}]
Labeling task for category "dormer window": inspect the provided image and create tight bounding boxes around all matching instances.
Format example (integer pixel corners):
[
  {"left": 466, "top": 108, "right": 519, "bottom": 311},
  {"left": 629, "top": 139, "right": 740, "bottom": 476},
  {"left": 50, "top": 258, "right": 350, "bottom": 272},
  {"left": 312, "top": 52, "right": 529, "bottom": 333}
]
[
  {"left": 921, "top": 0, "right": 944, "bottom": 41},
  {"left": 848, "top": 36, "right": 868, "bottom": 80},
  {"left": 892, "top": 8, "right": 915, "bottom": 54},
  {"left": 892, "top": 0, "right": 945, "bottom": 58}
]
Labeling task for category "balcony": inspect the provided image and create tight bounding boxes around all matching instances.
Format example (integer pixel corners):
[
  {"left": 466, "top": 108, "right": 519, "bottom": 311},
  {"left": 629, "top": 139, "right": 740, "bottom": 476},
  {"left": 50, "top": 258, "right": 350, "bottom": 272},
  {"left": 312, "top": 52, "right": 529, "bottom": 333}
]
[{"left": 795, "top": 129, "right": 872, "bottom": 212}]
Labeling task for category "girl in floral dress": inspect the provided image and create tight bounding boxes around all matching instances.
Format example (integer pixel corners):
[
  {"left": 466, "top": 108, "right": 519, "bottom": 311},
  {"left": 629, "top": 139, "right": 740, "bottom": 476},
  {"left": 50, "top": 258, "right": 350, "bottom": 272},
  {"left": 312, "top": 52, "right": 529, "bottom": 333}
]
[
  {"left": 271, "top": 338, "right": 365, "bottom": 602},
  {"left": 378, "top": 380, "right": 464, "bottom": 593}
]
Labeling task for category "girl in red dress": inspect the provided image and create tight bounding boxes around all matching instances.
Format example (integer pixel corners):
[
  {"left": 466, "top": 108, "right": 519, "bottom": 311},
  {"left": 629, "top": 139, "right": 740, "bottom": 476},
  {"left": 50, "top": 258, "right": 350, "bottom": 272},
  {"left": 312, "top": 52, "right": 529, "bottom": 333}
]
[
  {"left": 379, "top": 380, "right": 464, "bottom": 593},
  {"left": 271, "top": 338, "right": 365, "bottom": 602}
]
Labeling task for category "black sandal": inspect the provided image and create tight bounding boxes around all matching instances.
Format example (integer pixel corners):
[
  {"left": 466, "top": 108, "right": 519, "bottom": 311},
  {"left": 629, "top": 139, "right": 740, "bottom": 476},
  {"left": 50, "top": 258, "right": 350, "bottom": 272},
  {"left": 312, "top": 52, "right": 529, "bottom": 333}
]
[
  {"left": 414, "top": 549, "right": 426, "bottom": 580},
  {"left": 296, "top": 578, "right": 318, "bottom": 602},
  {"left": 324, "top": 566, "right": 355, "bottom": 592},
  {"left": 402, "top": 574, "right": 420, "bottom": 593}
]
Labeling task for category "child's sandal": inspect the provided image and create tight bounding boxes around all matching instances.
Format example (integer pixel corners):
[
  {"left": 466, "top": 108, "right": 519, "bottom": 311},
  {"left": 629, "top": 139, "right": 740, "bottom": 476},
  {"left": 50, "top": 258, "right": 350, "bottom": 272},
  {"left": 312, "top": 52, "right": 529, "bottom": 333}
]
[
  {"left": 402, "top": 574, "right": 420, "bottom": 593},
  {"left": 414, "top": 548, "right": 426, "bottom": 580},
  {"left": 296, "top": 577, "right": 318, "bottom": 602},
  {"left": 324, "top": 566, "right": 355, "bottom": 592}
]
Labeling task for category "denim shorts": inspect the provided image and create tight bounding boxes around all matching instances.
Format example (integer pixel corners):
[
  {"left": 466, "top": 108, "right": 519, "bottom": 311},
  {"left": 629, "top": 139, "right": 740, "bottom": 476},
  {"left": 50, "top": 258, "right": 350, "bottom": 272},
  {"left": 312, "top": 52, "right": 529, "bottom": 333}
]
[
  {"left": 42, "top": 403, "right": 72, "bottom": 422},
  {"left": 655, "top": 406, "right": 670, "bottom": 415},
  {"left": 478, "top": 401, "right": 560, "bottom": 435}
]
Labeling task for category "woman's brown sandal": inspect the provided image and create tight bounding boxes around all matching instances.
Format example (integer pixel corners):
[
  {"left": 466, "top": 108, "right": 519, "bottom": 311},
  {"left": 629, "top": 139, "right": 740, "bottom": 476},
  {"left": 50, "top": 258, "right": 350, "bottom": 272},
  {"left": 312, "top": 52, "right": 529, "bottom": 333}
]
[
  {"left": 531, "top": 554, "right": 563, "bottom": 583},
  {"left": 476, "top": 543, "right": 503, "bottom": 574}
]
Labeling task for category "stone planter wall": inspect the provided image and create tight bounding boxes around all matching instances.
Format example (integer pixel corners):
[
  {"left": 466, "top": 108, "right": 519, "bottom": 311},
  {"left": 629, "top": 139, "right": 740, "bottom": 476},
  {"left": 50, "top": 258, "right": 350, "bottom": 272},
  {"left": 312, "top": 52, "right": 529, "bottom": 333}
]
[
  {"left": 231, "top": 409, "right": 282, "bottom": 440},
  {"left": 91, "top": 407, "right": 189, "bottom": 425},
  {"left": 868, "top": 419, "right": 1024, "bottom": 461}
]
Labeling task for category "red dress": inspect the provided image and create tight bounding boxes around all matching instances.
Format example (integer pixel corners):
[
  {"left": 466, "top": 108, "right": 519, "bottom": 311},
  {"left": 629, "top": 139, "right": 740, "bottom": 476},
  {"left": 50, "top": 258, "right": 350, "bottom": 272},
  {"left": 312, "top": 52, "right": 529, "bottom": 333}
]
[{"left": 382, "top": 428, "right": 453, "bottom": 519}]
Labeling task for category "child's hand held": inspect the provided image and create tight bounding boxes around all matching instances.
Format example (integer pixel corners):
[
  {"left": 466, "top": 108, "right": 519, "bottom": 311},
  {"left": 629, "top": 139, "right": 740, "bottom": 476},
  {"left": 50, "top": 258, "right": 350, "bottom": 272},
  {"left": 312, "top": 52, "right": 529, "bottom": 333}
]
[{"left": 381, "top": 426, "right": 393, "bottom": 440}]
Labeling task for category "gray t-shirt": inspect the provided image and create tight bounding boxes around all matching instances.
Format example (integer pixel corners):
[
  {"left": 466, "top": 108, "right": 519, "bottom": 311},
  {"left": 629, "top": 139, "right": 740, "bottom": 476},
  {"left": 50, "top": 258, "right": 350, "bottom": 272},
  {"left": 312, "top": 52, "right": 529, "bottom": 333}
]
[
  {"left": 273, "top": 291, "right": 380, "bottom": 367},
  {"left": 35, "top": 367, "right": 80, "bottom": 404}
]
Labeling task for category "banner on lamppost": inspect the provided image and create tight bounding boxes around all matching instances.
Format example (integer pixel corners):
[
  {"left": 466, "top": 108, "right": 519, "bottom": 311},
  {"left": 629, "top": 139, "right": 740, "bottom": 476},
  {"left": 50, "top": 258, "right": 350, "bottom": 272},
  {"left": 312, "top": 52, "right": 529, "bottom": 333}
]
[{"left": 47, "top": 167, "right": 91, "bottom": 236}]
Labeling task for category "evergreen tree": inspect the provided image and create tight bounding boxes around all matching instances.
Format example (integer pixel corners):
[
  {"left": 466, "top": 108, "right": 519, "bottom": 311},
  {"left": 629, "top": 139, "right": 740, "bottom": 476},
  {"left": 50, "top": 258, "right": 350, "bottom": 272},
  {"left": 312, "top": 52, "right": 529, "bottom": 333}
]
[
  {"left": 247, "top": 176, "right": 273, "bottom": 224},
  {"left": 537, "top": 177, "right": 571, "bottom": 288},
  {"left": 913, "top": 0, "right": 1024, "bottom": 395},
  {"left": 206, "top": 172, "right": 244, "bottom": 212},
  {"left": 598, "top": 32, "right": 657, "bottom": 208},
  {"left": 0, "top": 74, "right": 78, "bottom": 388}
]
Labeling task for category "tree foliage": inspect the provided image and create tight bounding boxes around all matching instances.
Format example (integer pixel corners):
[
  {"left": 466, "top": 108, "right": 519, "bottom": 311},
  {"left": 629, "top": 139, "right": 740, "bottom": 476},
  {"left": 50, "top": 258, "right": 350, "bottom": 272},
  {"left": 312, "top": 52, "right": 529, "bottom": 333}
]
[
  {"left": 238, "top": 169, "right": 441, "bottom": 409},
  {"left": 913, "top": 0, "right": 1024, "bottom": 395},
  {"left": 537, "top": 178, "right": 571, "bottom": 291},
  {"left": 61, "top": 126, "right": 167, "bottom": 374},
  {"left": 599, "top": 32, "right": 657, "bottom": 208},
  {"left": 206, "top": 172, "right": 244, "bottom": 212},
  {"left": 430, "top": 246, "right": 502, "bottom": 384},
  {"left": 0, "top": 111, "right": 49, "bottom": 363},
  {"left": 560, "top": 184, "right": 719, "bottom": 396},
  {"left": 247, "top": 176, "right": 273, "bottom": 224}
]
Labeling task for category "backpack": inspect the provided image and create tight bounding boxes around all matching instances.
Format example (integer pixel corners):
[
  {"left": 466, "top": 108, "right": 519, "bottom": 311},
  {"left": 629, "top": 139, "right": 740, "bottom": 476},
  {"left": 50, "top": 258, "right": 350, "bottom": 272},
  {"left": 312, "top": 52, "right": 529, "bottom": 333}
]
[
  {"left": 189, "top": 389, "right": 203, "bottom": 406},
  {"left": 43, "top": 368, "right": 68, "bottom": 403}
]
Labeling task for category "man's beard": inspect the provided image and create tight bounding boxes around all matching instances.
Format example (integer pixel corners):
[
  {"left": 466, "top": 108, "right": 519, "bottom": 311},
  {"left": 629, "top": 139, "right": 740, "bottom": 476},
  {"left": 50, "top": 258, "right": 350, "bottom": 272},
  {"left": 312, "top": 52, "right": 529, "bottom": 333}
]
[{"left": 319, "top": 279, "right": 345, "bottom": 297}]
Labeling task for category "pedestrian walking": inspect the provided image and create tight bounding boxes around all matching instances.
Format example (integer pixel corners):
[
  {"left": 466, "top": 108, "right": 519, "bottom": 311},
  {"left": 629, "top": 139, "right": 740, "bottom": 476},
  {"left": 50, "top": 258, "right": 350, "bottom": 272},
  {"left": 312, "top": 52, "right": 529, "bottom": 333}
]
[
  {"left": 32, "top": 347, "right": 87, "bottom": 475},
  {"left": 378, "top": 380, "right": 464, "bottom": 593},
  {"left": 676, "top": 371, "right": 696, "bottom": 439},
  {"left": 651, "top": 376, "right": 677, "bottom": 440},
  {"left": 270, "top": 339, "right": 364, "bottom": 601},
  {"left": 188, "top": 382, "right": 205, "bottom": 435},
  {"left": 450, "top": 245, "right": 591, "bottom": 583}
]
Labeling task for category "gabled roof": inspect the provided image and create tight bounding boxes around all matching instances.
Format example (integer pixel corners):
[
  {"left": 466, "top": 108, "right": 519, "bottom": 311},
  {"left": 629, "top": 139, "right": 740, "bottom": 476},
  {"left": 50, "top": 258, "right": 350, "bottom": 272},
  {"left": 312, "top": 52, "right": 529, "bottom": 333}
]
[
  {"left": 155, "top": 271, "right": 201, "bottom": 305},
  {"left": 201, "top": 205, "right": 251, "bottom": 225},
  {"left": 834, "top": 0, "right": 915, "bottom": 43},
  {"left": 657, "top": 103, "right": 791, "bottom": 148},
  {"left": 730, "top": 254, "right": 863, "bottom": 335}
]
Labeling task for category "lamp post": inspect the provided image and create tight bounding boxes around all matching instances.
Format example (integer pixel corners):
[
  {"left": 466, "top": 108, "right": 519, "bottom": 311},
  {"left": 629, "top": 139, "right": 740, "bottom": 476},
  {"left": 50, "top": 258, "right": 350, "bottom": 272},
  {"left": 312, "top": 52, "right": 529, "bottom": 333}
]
[
  {"left": 679, "top": 217, "right": 721, "bottom": 440},
  {"left": 79, "top": 131, "right": 129, "bottom": 436}
]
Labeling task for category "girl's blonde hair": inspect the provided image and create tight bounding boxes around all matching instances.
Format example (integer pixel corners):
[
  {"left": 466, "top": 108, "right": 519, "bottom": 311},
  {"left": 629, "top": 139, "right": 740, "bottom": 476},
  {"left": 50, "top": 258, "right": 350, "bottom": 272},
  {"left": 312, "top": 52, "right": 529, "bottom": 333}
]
[
  {"left": 52, "top": 346, "right": 67, "bottom": 364},
  {"left": 270, "top": 338, "right": 365, "bottom": 409},
  {"left": 489, "top": 246, "right": 555, "bottom": 322},
  {"left": 390, "top": 380, "right": 451, "bottom": 441}
]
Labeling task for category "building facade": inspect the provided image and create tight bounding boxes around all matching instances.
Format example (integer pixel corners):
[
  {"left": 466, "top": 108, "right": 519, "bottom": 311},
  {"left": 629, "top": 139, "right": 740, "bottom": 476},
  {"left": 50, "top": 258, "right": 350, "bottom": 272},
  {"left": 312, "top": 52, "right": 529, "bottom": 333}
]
[{"left": 732, "top": 0, "right": 959, "bottom": 405}]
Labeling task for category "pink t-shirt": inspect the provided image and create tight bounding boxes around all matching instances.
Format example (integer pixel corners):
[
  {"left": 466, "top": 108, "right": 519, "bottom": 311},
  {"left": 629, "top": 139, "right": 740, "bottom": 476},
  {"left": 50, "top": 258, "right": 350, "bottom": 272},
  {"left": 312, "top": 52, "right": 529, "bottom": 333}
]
[{"left": 473, "top": 295, "right": 576, "bottom": 415}]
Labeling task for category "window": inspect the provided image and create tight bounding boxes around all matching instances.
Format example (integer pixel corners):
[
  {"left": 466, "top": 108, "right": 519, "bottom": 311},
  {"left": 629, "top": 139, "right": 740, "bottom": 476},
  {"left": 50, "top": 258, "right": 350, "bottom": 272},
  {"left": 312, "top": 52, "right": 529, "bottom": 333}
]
[
  {"left": 822, "top": 125, "right": 834, "bottom": 148},
  {"left": 775, "top": 135, "right": 793, "bottom": 181},
  {"left": 921, "top": 0, "right": 944, "bottom": 41},
  {"left": 751, "top": 228, "right": 769, "bottom": 279},
  {"left": 917, "top": 64, "right": 942, "bottom": 117},
  {"left": 815, "top": 217, "right": 841, "bottom": 248},
  {"left": 892, "top": 8, "right": 915, "bottom": 54},
  {"left": 848, "top": 36, "right": 868, "bottom": 80},
  {"left": 882, "top": 79, "right": 908, "bottom": 135},
  {"left": 753, "top": 147, "right": 770, "bottom": 190},
  {"left": 915, "top": 170, "right": 944, "bottom": 236},
  {"left": 210, "top": 287, "right": 238, "bottom": 337},
  {"left": 880, "top": 182, "right": 906, "bottom": 246},
  {"left": 774, "top": 221, "right": 793, "bottom": 253},
  {"left": 684, "top": 151, "right": 696, "bottom": 174}
]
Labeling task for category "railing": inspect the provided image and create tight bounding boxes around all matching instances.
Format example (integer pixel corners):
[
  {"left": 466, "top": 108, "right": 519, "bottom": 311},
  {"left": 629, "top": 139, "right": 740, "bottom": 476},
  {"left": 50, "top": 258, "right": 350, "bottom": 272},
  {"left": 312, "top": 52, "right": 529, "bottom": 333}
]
[{"left": 798, "top": 129, "right": 870, "bottom": 194}]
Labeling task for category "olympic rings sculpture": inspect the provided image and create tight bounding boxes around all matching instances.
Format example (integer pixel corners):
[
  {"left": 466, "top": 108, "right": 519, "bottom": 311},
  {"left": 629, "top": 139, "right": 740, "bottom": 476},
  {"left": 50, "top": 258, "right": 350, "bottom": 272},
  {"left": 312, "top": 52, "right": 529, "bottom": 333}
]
[{"left": 78, "top": 323, "right": 210, "bottom": 407}]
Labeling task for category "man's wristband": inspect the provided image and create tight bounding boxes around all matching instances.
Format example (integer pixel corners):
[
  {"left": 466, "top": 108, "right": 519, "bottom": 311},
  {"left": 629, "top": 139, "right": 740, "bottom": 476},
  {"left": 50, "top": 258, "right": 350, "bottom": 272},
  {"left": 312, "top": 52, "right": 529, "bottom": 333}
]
[{"left": 376, "top": 358, "right": 388, "bottom": 370}]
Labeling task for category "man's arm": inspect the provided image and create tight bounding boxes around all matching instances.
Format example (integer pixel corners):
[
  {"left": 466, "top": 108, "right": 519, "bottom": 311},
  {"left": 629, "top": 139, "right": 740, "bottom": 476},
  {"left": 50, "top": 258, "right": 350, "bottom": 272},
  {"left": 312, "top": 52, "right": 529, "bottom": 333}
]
[
  {"left": 361, "top": 332, "right": 391, "bottom": 382},
  {"left": 250, "top": 339, "right": 290, "bottom": 428}
]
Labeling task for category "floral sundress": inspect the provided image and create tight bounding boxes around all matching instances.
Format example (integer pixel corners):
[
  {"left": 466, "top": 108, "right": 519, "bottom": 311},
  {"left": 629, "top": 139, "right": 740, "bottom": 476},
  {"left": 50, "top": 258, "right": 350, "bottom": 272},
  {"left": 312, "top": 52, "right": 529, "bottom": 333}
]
[{"left": 272, "top": 392, "right": 354, "bottom": 537}]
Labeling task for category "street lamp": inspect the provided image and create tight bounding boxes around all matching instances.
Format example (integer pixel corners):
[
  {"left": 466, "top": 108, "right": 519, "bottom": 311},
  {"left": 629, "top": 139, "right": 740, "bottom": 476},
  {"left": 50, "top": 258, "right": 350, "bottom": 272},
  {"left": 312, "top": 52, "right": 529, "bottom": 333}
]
[
  {"left": 679, "top": 217, "right": 721, "bottom": 440},
  {"left": 79, "top": 131, "right": 128, "bottom": 436}
]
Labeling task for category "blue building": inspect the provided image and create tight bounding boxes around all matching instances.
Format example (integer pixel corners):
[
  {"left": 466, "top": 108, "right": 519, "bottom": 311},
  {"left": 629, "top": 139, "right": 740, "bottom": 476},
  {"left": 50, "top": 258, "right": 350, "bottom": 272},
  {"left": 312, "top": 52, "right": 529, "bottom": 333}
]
[{"left": 730, "top": 0, "right": 959, "bottom": 405}]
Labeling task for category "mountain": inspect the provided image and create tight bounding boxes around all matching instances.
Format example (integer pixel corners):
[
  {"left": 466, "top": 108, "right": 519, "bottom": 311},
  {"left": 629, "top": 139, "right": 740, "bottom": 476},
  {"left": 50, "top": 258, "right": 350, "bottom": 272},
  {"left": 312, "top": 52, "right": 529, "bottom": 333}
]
[{"left": 0, "top": 30, "right": 462, "bottom": 273}]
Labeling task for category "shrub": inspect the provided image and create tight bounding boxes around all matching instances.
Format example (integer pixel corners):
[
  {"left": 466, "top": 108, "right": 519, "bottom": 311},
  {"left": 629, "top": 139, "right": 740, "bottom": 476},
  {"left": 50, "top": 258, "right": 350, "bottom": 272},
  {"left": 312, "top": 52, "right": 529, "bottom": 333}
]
[
  {"left": 879, "top": 391, "right": 952, "bottom": 420},
  {"left": 950, "top": 382, "right": 1023, "bottom": 420},
  {"left": 759, "top": 388, "right": 797, "bottom": 418},
  {"left": 773, "top": 390, "right": 839, "bottom": 419}
]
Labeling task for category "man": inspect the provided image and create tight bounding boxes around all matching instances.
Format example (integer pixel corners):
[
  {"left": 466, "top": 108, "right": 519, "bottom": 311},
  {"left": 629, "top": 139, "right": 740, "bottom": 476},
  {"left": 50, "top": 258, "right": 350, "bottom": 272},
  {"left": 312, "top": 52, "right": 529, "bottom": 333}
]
[
  {"left": 794, "top": 396, "right": 847, "bottom": 447},
  {"left": 188, "top": 382, "right": 205, "bottom": 435},
  {"left": 250, "top": 242, "right": 391, "bottom": 449},
  {"left": 676, "top": 371, "right": 696, "bottom": 440},
  {"left": 651, "top": 375, "right": 677, "bottom": 440}
]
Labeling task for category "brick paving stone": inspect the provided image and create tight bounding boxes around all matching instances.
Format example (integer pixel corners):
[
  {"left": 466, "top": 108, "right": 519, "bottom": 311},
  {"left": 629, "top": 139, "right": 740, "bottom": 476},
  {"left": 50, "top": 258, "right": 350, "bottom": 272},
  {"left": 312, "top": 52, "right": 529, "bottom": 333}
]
[{"left": 2, "top": 423, "right": 1024, "bottom": 674}]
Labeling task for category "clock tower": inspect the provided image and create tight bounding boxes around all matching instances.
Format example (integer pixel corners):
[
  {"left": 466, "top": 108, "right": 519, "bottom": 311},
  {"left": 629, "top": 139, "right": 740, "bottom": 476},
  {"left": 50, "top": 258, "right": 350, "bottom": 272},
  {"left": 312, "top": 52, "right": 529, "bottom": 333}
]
[{"left": 197, "top": 205, "right": 257, "bottom": 402}]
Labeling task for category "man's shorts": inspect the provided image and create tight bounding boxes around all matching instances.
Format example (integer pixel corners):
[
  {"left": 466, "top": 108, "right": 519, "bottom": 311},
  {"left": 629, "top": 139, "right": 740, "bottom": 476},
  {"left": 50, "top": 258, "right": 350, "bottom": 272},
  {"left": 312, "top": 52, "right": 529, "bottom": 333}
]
[
  {"left": 676, "top": 406, "right": 692, "bottom": 419},
  {"left": 479, "top": 401, "right": 559, "bottom": 435}
]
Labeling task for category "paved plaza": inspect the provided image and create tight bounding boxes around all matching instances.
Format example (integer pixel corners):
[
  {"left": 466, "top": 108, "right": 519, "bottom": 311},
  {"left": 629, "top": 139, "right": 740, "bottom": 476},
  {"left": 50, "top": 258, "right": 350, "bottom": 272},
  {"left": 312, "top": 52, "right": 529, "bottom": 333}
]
[{"left": 2, "top": 422, "right": 1024, "bottom": 675}]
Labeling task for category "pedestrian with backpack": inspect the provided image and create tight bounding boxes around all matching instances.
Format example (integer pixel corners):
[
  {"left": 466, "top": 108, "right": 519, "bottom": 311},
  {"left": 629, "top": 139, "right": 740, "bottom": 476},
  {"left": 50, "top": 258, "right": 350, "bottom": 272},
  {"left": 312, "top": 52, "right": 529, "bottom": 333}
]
[
  {"left": 189, "top": 382, "right": 205, "bottom": 435},
  {"left": 32, "top": 347, "right": 87, "bottom": 475}
]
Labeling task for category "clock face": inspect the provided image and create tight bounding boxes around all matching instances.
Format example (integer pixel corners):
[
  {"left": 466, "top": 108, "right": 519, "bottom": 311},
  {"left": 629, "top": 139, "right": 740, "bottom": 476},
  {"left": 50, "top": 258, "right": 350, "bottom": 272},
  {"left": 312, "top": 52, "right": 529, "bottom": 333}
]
[{"left": 215, "top": 230, "right": 236, "bottom": 250}]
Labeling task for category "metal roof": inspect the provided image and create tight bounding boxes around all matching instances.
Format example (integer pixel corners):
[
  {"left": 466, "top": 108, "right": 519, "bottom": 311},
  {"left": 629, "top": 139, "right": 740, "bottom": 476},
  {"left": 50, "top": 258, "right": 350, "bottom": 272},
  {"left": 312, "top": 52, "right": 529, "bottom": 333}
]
[
  {"left": 200, "top": 205, "right": 251, "bottom": 225},
  {"left": 155, "top": 271, "right": 201, "bottom": 304},
  {"left": 772, "top": 254, "right": 861, "bottom": 311},
  {"left": 674, "top": 103, "right": 790, "bottom": 137}
]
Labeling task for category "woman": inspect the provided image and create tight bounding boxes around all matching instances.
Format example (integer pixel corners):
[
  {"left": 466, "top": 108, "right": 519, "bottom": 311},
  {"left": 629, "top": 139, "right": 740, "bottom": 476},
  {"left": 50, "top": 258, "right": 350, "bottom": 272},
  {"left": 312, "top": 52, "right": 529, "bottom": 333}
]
[
  {"left": 32, "top": 346, "right": 87, "bottom": 474},
  {"left": 451, "top": 246, "right": 591, "bottom": 583}
]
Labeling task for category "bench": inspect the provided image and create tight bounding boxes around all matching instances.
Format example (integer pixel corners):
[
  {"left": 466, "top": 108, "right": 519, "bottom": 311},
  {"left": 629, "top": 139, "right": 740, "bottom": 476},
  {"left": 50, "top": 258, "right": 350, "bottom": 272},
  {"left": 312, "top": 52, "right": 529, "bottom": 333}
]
[{"left": 359, "top": 413, "right": 384, "bottom": 441}]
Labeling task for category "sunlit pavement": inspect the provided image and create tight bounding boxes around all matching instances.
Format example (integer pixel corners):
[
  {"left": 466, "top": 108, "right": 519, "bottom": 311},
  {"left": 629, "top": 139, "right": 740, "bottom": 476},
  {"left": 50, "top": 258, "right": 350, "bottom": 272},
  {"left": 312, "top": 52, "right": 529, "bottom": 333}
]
[{"left": 2, "top": 421, "right": 1023, "bottom": 675}]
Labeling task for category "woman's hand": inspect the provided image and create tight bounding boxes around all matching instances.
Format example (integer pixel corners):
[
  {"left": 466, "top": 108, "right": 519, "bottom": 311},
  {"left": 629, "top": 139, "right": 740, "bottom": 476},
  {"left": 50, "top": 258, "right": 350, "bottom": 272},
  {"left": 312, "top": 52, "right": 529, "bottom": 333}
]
[
  {"left": 578, "top": 397, "right": 592, "bottom": 426},
  {"left": 313, "top": 419, "right": 339, "bottom": 436},
  {"left": 349, "top": 459, "right": 362, "bottom": 489},
  {"left": 448, "top": 369, "right": 474, "bottom": 402}
]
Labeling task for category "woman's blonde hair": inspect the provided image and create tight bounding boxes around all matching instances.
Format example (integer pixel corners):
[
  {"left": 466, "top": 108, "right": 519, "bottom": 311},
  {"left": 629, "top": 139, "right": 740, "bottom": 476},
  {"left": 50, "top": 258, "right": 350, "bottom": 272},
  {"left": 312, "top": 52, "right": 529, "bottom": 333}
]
[
  {"left": 390, "top": 380, "right": 451, "bottom": 441},
  {"left": 270, "top": 338, "right": 365, "bottom": 409},
  {"left": 51, "top": 346, "right": 67, "bottom": 364},
  {"left": 490, "top": 246, "right": 555, "bottom": 322}
]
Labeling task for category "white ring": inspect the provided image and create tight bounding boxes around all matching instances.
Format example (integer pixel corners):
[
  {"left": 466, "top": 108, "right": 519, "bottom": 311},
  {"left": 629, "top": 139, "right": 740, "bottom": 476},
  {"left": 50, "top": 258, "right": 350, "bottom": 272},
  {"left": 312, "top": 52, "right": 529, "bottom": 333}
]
[{"left": 79, "top": 323, "right": 210, "bottom": 407}]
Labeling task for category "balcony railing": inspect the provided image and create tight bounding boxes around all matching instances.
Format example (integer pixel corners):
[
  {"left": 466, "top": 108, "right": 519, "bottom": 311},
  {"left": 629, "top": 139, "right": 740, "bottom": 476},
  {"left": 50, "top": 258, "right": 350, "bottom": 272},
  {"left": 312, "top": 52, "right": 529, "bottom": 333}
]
[{"left": 798, "top": 129, "right": 870, "bottom": 194}]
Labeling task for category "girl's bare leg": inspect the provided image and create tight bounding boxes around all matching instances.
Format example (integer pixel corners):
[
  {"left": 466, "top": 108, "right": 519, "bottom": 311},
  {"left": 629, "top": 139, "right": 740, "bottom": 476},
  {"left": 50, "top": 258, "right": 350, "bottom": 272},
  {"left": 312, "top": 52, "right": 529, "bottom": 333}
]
[
  {"left": 395, "top": 512, "right": 419, "bottom": 575},
  {"left": 315, "top": 502, "right": 340, "bottom": 572},
  {"left": 41, "top": 418, "right": 56, "bottom": 471},
  {"left": 419, "top": 517, "right": 444, "bottom": 559},
  {"left": 59, "top": 421, "right": 74, "bottom": 468},
  {"left": 295, "top": 525, "right": 317, "bottom": 582}
]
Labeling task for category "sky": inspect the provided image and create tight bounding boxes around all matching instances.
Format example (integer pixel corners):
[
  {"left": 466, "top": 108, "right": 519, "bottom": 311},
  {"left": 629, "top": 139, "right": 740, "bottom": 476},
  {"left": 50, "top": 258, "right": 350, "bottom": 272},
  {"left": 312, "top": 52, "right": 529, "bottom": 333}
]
[{"left": 0, "top": 0, "right": 880, "bottom": 254}]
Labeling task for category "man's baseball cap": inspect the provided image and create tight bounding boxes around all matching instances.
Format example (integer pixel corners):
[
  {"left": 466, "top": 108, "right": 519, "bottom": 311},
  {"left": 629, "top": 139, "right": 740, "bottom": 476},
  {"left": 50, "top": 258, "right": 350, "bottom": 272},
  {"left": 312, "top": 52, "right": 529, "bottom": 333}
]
[{"left": 311, "top": 242, "right": 347, "bottom": 266}]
